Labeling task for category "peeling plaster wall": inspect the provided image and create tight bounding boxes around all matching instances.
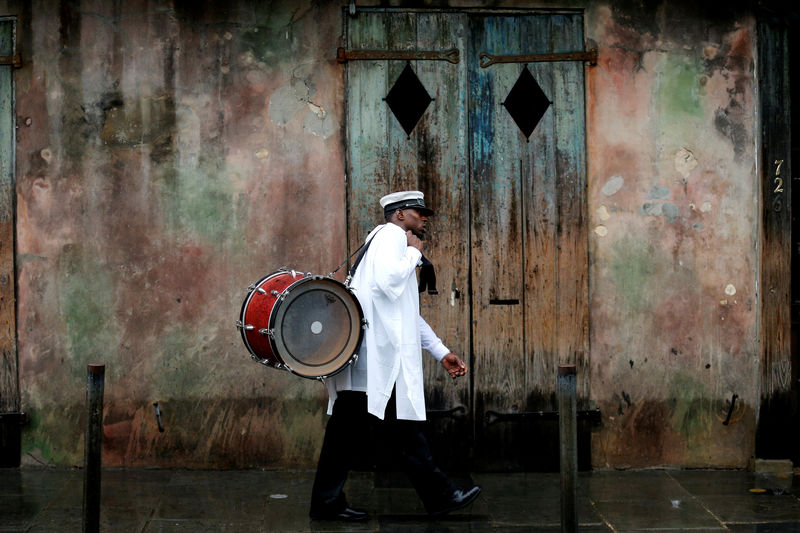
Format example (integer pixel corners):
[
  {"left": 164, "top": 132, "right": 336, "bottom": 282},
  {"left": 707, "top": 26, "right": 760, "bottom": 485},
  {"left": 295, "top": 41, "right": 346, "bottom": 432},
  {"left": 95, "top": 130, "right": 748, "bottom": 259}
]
[
  {"left": 15, "top": 0, "right": 345, "bottom": 467},
  {"left": 585, "top": 3, "right": 757, "bottom": 468},
  {"left": 7, "top": 0, "right": 761, "bottom": 469}
]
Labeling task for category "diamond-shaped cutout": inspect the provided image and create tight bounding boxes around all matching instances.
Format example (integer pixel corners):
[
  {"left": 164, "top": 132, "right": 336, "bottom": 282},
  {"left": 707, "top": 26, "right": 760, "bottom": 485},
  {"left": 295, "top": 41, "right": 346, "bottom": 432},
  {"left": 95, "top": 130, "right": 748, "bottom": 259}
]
[
  {"left": 384, "top": 63, "right": 433, "bottom": 137},
  {"left": 502, "top": 65, "right": 551, "bottom": 140}
]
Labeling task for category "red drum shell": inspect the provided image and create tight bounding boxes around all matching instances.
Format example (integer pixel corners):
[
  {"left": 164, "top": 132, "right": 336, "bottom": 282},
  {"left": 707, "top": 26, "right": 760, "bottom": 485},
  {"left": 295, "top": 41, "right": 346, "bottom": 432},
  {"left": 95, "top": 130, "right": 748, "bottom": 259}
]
[
  {"left": 239, "top": 271, "right": 299, "bottom": 367},
  {"left": 239, "top": 270, "right": 363, "bottom": 379}
]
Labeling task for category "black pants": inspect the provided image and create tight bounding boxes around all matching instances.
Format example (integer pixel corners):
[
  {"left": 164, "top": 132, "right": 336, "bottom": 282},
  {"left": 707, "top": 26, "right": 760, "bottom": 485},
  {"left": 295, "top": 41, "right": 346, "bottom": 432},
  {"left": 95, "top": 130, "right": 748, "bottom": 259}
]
[{"left": 310, "top": 390, "right": 454, "bottom": 514}]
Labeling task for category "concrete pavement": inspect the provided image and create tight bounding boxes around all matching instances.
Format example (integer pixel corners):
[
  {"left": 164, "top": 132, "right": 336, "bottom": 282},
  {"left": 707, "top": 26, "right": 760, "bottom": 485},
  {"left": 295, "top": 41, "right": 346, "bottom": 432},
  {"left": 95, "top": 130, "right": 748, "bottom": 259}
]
[{"left": 2, "top": 467, "right": 800, "bottom": 532}]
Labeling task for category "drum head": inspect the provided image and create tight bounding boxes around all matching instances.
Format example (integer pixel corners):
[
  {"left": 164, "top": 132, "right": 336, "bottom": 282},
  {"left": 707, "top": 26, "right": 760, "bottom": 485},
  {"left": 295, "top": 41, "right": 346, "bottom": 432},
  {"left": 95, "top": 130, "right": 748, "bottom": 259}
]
[{"left": 270, "top": 277, "right": 363, "bottom": 378}]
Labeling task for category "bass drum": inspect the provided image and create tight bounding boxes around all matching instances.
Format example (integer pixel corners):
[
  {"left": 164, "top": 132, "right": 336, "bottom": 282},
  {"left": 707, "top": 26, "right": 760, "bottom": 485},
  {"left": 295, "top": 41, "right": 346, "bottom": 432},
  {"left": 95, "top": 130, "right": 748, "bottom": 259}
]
[{"left": 237, "top": 269, "right": 364, "bottom": 380}]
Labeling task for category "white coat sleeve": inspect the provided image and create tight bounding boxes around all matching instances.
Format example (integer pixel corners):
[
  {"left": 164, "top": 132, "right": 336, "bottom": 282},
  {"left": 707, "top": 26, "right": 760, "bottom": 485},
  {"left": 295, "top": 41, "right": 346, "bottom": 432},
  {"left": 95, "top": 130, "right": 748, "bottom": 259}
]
[
  {"left": 419, "top": 315, "right": 450, "bottom": 361},
  {"left": 371, "top": 228, "right": 422, "bottom": 302}
]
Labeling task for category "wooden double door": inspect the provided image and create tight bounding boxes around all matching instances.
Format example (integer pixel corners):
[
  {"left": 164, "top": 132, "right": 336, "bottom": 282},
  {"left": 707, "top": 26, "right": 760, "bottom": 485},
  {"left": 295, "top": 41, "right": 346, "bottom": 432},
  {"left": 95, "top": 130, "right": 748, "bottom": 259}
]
[{"left": 345, "top": 9, "right": 588, "bottom": 470}]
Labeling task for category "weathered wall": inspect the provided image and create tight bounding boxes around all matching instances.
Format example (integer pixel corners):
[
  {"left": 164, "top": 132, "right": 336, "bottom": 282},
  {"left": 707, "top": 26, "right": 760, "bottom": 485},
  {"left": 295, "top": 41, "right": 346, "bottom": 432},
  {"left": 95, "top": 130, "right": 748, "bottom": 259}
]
[
  {"left": 15, "top": 0, "right": 345, "bottom": 467},
  {"left": 6, "top": 0, "right": 761, "bottom": 469},
  {"left": 585, "top": 3, "right": 758, "bottom": 467}
]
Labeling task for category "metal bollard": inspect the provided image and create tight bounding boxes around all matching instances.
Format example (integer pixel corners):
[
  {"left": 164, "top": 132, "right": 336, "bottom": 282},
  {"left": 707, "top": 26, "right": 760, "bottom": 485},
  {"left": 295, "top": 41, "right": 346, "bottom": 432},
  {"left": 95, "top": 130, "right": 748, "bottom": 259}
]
[
  {"left": 83, "top": 363, "right": 105, "bottom": 533},
  {"left": 558, "top": 364, "right": 577, "bottom": 533}
]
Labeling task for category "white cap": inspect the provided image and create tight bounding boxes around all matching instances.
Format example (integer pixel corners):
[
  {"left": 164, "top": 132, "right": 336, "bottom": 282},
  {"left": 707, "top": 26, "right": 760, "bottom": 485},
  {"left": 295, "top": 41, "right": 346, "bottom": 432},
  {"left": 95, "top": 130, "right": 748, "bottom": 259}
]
[{"left": 379, "top": 190, "right": 434, "bottom": 215}]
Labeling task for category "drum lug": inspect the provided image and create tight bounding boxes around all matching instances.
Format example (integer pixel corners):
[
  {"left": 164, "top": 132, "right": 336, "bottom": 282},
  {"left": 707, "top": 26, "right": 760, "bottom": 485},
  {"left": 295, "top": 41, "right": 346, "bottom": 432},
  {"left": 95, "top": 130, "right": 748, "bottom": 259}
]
[
  {"left": 271, "top": 290, "right": 280, "bottom": 297},
  {"left": 236, "top": 320, "right": 254, "bottom": 331},
  {"left": 251, "top": 354, "right": 268, "bottom": 365},
  {"left": 259, "top": 328, "right": 275, "bottom": 337},
  {"left": 246, "top": 284, "right": 266, "bottom": 295},
  {"left": 361, "top": 318, "right": 369, "bottom": 329}
]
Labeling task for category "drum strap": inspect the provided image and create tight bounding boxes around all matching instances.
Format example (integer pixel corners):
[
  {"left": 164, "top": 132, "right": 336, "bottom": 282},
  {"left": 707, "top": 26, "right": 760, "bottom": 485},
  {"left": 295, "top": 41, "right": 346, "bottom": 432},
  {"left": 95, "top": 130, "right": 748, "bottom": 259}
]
[
  {"left": 349, "top": 228, "right": 438, "bottom": 295},
  {"left": 348, "top": 231, "right": 379, "bottom": 278}
]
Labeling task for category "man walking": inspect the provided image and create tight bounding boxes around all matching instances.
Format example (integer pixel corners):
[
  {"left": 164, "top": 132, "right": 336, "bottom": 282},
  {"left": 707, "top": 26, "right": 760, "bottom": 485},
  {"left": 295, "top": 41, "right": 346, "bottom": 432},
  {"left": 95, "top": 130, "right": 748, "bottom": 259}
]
[{"left": 310, "top": 191, "right": 481, "bottom": 521}]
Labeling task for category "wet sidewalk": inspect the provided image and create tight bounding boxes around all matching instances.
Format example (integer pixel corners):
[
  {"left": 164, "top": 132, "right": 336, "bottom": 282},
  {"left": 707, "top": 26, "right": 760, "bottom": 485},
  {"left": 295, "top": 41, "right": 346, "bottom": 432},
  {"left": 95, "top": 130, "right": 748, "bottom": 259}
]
[{"left": 1, "top": 467, "right": 800, "bottom": 532}]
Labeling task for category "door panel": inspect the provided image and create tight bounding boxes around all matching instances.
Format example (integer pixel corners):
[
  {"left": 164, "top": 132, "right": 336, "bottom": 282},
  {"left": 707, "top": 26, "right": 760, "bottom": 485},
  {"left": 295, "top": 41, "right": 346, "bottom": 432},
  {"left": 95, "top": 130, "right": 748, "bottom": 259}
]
[
  {"left": 468, "top": 15, "right": 529, "bottom": 468},
  {"left": 346, "top": 10, "right": 587, "bottom": 470},
  {"left": 468, "top": 13, "right": 587, "bottom": 469},
  {"left": 345, "top": 12, "right": 471, "bottom": 454}
]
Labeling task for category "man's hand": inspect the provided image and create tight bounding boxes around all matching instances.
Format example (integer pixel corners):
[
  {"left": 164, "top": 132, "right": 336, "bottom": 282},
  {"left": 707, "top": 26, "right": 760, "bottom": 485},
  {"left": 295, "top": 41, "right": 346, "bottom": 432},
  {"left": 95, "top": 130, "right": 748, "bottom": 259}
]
[
  {"left": 441, "top": 353, "right": 467, "bottom": 379},
  {"left": 406, "top": 230, "right": 424, "bottom": 252}
]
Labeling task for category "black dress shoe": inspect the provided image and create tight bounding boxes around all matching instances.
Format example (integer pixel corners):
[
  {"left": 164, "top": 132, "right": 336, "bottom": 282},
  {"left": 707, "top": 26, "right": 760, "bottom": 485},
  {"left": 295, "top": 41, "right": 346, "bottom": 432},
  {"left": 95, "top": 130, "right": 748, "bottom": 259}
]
[
  {"left": 427, "top": 485, "right": 482, "bottom": 517},
  {"left": 310, "top": 506, "right": 370, "bottom": 521}
]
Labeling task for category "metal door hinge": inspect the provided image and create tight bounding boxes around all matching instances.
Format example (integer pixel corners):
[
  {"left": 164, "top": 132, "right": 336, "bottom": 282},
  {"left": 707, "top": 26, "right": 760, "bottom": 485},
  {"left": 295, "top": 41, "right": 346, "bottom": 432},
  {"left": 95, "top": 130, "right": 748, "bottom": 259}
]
[
  {"left": 479, "top": 49, "right": 597, "bottom": 68},
  {"left": 0, "top": 54, "right": 21, "bottom": 68},
  {"left": 426, "top": 405, "right": 467, "bottom": 420},
  {"left": 337, "top": 47, "right": 459, "bottom": 64},
  {"left": 485, "top": 408, "right": 601, "bottom": 426}
]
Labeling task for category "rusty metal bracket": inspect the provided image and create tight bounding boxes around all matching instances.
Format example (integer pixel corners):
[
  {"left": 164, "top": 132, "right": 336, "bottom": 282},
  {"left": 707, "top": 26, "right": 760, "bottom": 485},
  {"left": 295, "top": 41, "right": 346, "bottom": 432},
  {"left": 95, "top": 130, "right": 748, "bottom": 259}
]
[
  {"left": 485, "top": 408, "right": 601, "bottom": 426},
  {"left": 426, "top": 405, "right": 467, "bottom": 420},
  {"left": 336, "top": 47, "right": 459, "bottom": 64},
  {"left": 479, "top": 49, "right": 597, "bottom": 68},
  {"left": 722, "top": 394, "right": 738, "bottom": 426},
  {"left": 0, "top": 54, "right": 21, "bottom": 68}
]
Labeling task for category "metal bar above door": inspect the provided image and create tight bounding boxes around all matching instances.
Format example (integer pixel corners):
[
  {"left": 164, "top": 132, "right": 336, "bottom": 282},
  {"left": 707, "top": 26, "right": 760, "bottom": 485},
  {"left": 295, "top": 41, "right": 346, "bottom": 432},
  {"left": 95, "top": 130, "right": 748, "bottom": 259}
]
[
  {"left": 336, "top": 47, "right": 460, "bottom": 64},
  {"left": 479, "top": 49, "right": 597, "bottom": 68}
]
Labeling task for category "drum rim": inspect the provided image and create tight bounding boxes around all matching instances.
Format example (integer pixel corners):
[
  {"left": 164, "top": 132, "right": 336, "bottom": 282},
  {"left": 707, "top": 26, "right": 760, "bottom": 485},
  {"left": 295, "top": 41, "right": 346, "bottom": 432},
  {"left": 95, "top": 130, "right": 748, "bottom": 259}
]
[{"left": 268, "top": 276, "right": 364, "bottom": 379}]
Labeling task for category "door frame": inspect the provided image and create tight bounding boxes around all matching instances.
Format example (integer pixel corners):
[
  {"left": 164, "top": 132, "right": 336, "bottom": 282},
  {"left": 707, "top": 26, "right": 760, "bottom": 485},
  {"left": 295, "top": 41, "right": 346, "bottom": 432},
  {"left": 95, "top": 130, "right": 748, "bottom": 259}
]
[
  {"left": 0, "top": 15, "right": 21, "bottom": 468},
  {"left": 342, "top": 7, "right": 591, "bottom": 470}
]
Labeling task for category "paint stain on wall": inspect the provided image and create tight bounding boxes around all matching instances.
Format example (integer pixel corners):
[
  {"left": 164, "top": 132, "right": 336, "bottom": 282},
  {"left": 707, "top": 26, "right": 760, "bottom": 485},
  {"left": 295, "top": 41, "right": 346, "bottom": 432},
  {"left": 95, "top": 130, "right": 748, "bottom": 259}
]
[
  {"left": 661, "top": 202, "right": 680, "bottom": 223},
  {"left": 602, "top": 175, "right": 624, "bottom": 196},
  {"left": 648, "top": 186, "right": 670, "bottom": 200},
  {"left": 269, "top": 78, "right": 338, "bottom": 138},
  {"left": 660, "top": 57, "right": 704, "bottom": 119},
  {"left": 609, "top": 237, "right": 659, "bottom": 312},
  {"left": 269, "top": 78, "right": 315, "bottom": 126},
  {"left": 675, "top": 148, "right": 698, "bottom": 178},
  {"left": 158, "top": 166, "right": 235, "bottom": 245},
  {"left": 57, "top": 246, "right": 120, "bottom": 380}
]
